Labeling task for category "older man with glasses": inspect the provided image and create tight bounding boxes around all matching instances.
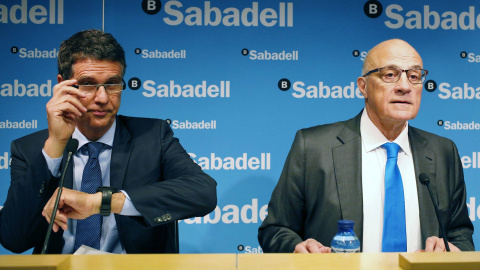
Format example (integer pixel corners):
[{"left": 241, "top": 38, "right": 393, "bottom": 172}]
[
  {"left": 0, "top": 29, "right": 217, "bottom": 254},
  {"left": 258, "top": 39, "right": 474, "bottom": 253}
]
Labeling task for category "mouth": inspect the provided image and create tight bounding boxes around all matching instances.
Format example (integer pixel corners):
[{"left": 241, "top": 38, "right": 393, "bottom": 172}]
[
  {"left": 391, "top": 100, "right": 412, "bottom": 105},
  {"left": 89, "top": 110, "right": 109, "bottom": 116}
]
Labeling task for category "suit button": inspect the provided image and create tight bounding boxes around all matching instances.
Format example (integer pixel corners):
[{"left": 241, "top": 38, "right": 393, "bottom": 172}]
[
  {"left": 165, "top": 214, "right": 172, "bottom": 221},
  {"left": 39, "top": 181, "right": 46, "bottom": 194},
  {"left": 154, "top": 217, "right": 163, "bottom": 223}
]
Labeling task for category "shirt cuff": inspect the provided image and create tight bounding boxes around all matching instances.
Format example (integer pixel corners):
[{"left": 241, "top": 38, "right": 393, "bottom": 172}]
[
  {"left": 42, "top": 148, "right": 62, "bottom": 177},
  {"left": 119, "top": 190, "right": 141, "bottom": 216}
]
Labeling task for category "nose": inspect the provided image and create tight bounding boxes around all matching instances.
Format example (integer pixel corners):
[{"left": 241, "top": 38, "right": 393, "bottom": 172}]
[
  {"left": 395, "top": 72, "right": 412, "bottom": 93},
  {"left": 93, "top": 85, "right": 110, "bottom": 103}
]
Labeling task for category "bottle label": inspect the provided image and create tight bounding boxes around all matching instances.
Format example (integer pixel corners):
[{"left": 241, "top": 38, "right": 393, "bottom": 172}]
[{"left": 331, "top": 247, "right": 360, "bottom": 253}]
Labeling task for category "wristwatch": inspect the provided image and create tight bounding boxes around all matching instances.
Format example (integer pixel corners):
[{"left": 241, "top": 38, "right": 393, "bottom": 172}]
[{"left": 96, "top": 186, "right": 119, "bottom": 216}]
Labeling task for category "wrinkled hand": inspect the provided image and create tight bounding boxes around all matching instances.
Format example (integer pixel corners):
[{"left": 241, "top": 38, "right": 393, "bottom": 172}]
[
  {"left": 416, "top": 236, "right": 461, "bottom": 252},
  {"left": 294, "top": 238, "right": 332, "bottom": 253},
  {"left": 44, "top": 79, "right": 86, "bottom": 158},
  {"left": 42, "top": 188, "right": 101, "bottom": 232}
]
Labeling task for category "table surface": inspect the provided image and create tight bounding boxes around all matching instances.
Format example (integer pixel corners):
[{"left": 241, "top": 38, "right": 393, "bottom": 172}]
[{"left": 1, "top": 252, "right": 479, "bottom": 270}]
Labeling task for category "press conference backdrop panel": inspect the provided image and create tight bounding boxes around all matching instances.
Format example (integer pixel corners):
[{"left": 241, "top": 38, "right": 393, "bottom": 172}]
[{"left": 1, "top": 0, "right": 479, "bottom": 254}]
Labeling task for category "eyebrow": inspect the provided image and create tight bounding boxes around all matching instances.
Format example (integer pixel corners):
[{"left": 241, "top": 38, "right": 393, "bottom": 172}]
[{"left": 77, "top": 75, "right": 123, "bottom": 83}]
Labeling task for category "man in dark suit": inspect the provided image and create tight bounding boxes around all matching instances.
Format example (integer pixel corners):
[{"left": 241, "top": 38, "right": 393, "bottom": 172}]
[
  {"left": 0, "top": 30, "right": 217, "bottom": 254},
  {"left": 258, "top": 39, "right": 474, "bottom": 253}
]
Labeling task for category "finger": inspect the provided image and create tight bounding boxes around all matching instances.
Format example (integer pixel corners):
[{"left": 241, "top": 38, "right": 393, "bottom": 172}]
[
  {"left": 56, "top": 99, "right": 86, "bottom": 118},
  {"left": 319, "top": 246, "right": 332, "bottom": 253},
  {"left": 294, "top": 243, "right": 308, "bottom": 253},
  {"left": 424, "top": 237, "right": 437, "bottom": 252},
  {"left": 306, "top": 242, "right": 322, "bottom": 253},
  {"left": 59, "top": 79, "right": 77, "bottom": 85},
  {"left": 49, "top": 211, "right": 68, "bottom": 232},
  {"left": 43, "top": 208, "right": 56, "bottom": 227},
  {"left": 52, "top": 223, "right": 59, "bottom": 233},
  {"left": 42, "top": 187, "right": 59, "bottom": 221},
  {"left": 54, "top": 210, "right": 68, "bottom": 225},
  {"left": 53, "top": 79, "right": 78, "bottom": 95},
  {"left": 43, "top": 204, "right": 53, "bottom": 222},
  {"left": 51, "top": 220, "right": 67, "bottom": 233},
  {"left": 62, "top": 205, "right": 81, "bottom": 220},
  {"left": 54, "top": 218, "right": 68, "bottom": 232},
  {"left": 49, "top": 94, "right": 87, "bottom": 116},
  {"left": 434, "top": 239, "right": 445, "bottom": 252},
  {"left": 61, "top": 112, "right": 79, "bottom": 124},
  {"left": 62, "top": 85, "right": 87, "bottom": 100},
  {"left": 42, "top": 209, "right": 50, "bottom": 224},
  {"left": 52, "top": 81, "right": 88, "bottom": 102},
  {"left": 449, "top": 243, "right": 461, "bottom": 252}
]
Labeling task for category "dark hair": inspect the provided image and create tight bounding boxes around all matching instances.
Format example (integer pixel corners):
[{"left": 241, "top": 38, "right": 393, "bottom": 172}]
[{"left": 57, "top": 29, "right": 126, "bottom": 79}]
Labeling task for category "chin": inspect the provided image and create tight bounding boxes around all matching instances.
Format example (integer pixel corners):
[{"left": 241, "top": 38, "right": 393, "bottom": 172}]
[
  {"left": 392, "top": 112, "right": 418, "bottom": 122},
  {"left": 88, "top": 117, "right": 114, "bottom": 129}
]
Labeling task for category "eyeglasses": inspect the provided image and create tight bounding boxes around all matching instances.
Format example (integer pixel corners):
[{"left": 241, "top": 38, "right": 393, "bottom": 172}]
[
  {"left": 362, "top": 67, "right": 428, "bottom": 84},
  {"left": 73, "top": 79, "right": 126, "bottom": 95}
]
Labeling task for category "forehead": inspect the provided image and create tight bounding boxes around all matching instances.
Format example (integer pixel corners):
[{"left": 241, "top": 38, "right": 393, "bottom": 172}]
[
  {"left": 368, "top": 41, "right": 423, "bottom": 70},
  {"left": 72, "top": 59, "right": 123, "bottom": 79}
]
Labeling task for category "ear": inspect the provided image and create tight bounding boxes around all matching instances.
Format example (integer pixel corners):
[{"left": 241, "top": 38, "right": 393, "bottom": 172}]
[
  {"left": 57, "top": 74, "right": 64, "bottom": 83},
  {"left": 357, "top": 77, "right": 367, "bottom": 99}
]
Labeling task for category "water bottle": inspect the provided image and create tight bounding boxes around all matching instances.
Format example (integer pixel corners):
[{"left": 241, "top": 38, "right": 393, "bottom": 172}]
[{"left": 331, "top": 220, "right": 361, "bottom": 253}]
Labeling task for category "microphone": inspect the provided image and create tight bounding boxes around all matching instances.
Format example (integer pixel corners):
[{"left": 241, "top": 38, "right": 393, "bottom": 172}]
[
  {"left": 419, "top": 173, "right": 450, "bottom": 252},
  {"left": 41, "top": 138, "right": 79, "bottom": 254}
]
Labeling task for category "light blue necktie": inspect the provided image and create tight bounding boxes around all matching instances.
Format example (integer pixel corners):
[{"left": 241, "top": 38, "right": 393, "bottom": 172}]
[
  {"left": 382, "top": 142, "right": 407, "bottom": 252},
  {"left": 74, "top": 142, "right": 103, "bottom": 251}
]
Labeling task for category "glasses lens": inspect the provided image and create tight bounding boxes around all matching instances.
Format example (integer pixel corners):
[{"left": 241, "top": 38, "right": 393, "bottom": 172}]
[
  {"left": 105, "top": 84, "right": 124, "bottom": 93},
  {"left": 407, "top": 69, "right": 426, "bottom": 84},
  {"left": 79, "top": 85, "right": 96, "bottom": 93},
  {"left": 379, "top": 68, "right": 426, "bottom": 84},
  {"left": 380, "top": 67, "right": 401, "bottom": 83}
]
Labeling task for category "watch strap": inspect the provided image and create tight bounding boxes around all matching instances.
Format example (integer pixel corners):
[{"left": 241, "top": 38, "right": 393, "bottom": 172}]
[{"left": 97, "top": 186, "right": 118, "bottom": 216}]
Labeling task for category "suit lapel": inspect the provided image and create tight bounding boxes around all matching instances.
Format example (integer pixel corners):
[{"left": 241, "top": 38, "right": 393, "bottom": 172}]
[
  {"left": 333, "top": 112, "right": 364, "bottom": 242},
  {"left": 110, "top": 117, "right": 133, "bottom": 190},
  {"left": 409, "top": 127, "right": 438, "bottom": 247}
]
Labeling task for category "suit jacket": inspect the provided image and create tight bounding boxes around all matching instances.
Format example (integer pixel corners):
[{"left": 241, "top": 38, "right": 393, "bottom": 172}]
[
  {"left": 0, "top": 115, "right": 217, "bottom": 254},
  {"left": 258, "top": 111, "right": 474, "bottom": 252}
]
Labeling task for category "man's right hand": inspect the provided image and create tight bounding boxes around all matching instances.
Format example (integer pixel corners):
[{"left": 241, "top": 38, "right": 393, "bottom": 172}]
[
  {"left": 44, "top": 79, "right": 86, "bottom": 158},
  {"left": 294, "top": 238, "right": 332, "bottom": 253},
  {"left": 42, "top": 187, "right": 102, "bottom": 232}
]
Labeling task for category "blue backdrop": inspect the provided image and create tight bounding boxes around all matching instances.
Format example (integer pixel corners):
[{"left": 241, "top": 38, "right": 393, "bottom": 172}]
[{"left": 1, "top": 0, "right": 479, "bottom": 254}]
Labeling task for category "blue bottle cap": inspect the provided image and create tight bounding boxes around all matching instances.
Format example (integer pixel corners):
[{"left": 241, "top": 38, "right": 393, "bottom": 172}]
[{"left": 337, "top": 220, "right": 354, "bottom": 229}]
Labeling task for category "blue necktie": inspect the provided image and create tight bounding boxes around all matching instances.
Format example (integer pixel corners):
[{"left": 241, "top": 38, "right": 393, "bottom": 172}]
[
  {"left": 74, "top": 142, "right": 103, "bottom": 251},
  {"left": 382, "top": 142, "right": 407, "bottom": 252}
]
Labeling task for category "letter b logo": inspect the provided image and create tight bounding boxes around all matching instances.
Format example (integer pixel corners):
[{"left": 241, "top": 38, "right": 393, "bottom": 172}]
[
  {"left": 278, "top": 78, "right": 291, "bottom": 91},
  {"left": 142, "top": 0, "right": 162, "bottom": 15},
  {"left": 129, "top": 77, "right": 142, "bottom": 90},
  {"left": 425, "top": 80, "right": 437, "bottom": 92},
  {"left": 364, "top": 0, "right": 383, "bottom": 18}
]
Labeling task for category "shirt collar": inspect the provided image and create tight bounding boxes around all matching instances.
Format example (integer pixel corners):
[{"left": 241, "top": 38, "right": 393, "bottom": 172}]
[
  {"left": 360, "top": 109, "right": 411, "bottom": 156},
  {"left": 73, "top": 119, "right": 116, "bottom": 151}
]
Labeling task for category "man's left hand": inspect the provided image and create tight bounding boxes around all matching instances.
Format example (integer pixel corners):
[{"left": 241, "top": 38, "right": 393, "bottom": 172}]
[{"left": 418, "top": 236, "right": 461, "bottom": 252}]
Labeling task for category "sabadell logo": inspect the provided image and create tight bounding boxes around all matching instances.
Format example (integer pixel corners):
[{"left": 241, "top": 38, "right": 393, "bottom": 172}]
[{"left": 142, "top": 0, "right": 294, "bottom": 27}]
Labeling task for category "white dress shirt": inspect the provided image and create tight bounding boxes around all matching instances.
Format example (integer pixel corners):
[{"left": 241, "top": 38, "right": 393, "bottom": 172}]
[{"left": 360, "top": 110, "right": 421, "bottom": 252}]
